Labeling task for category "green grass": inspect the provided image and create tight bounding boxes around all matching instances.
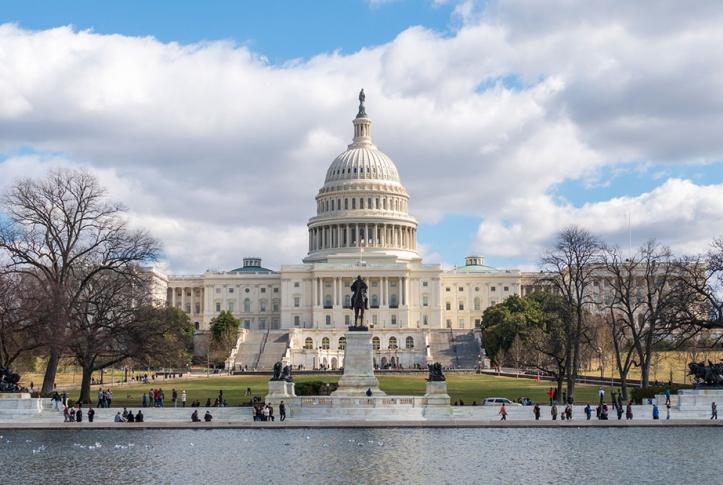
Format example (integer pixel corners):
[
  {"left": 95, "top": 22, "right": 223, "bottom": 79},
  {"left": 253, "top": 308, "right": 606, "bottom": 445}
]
[{"left": 72, "top": 373, "right": 603, "bottom": 407}]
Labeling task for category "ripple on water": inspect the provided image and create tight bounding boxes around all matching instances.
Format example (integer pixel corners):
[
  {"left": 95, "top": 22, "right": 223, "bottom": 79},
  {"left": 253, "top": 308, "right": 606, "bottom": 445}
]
[{"left": 0, "top": 427, "right": 721, "bottom": 485}]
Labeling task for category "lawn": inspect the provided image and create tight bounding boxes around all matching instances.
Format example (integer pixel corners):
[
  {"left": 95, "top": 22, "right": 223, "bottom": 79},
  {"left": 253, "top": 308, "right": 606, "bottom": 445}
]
[{"left": 62, "top": 373, "right": 603, "bottom": 408}]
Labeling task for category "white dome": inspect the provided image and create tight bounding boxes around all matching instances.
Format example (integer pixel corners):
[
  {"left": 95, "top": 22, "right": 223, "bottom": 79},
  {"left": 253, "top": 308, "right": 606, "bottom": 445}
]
[{"left": 324, "top": 146, "right": 400, "bottom": 184}]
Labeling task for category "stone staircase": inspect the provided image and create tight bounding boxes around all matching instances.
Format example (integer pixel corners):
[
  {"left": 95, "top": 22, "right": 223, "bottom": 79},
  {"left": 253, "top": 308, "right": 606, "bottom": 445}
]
[
  {"left": 228, "top": 330, "right": 289, "bottom": 371},
  {"left": 427, "top": 330, "right": 481, "bottom": 369}
]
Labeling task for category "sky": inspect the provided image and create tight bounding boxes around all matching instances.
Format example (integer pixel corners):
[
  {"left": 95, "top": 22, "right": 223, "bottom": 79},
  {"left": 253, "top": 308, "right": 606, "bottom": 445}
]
[{"left": 1, "top": 0, "right": 723, "bottom": 273}]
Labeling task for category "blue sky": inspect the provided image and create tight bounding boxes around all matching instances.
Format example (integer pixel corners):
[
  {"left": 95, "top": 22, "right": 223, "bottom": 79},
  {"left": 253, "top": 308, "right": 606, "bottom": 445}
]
[{"left": 1, "top": 1, "right": 723, "bottom": 272}]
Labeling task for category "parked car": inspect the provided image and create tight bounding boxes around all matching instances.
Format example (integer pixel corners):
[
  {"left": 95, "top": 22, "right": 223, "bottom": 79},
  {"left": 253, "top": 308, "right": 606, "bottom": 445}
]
[{"left": 482, "top": 397, "right": 522, "bottom": 406}]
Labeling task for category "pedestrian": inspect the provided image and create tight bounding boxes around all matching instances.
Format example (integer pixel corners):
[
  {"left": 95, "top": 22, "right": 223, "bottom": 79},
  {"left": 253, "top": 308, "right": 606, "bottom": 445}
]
[
  {"left": 262, "top": 405, "right": 270, "bottom": 421},
  {"left": 664, "top": 387, "right": 671, "bottom": 406},
  {"left": 666, "top": 402, "right": 671, "bottom": 420},
  {"left": 75, "top": 405, "right": 83, "bottom": 423},
  {"left": 62, "top": 391, "right": 67, "bottom": 406},
  {"left": 626, "top": 401, "right": 633, "bottom": 420},
  {"left": 142, "top": 392, "right": 147, "bottom": 408},
  {"left": 652, "top": 403, "right": 660, "bottom": 420},
  {"left": 616, "top": 402, "right": 624, "bottom": 420},
  {"left": 52, "top": 391, "right": 61, "bottom": 410},
  {"left": 88, "top": 406, "right": 95, "bottom": 423},
  {"left": 551, "top": 403, "right": 558, "bottom": 421},
  {"left": 584, "top": 403, "right": 592, "bottom": 420},
  {"left": 601, "top": 403, "right": 609, "bottom": 420},
  {"left": 552, "top": 388, "right": 558, "bottom": 404},
  {"left": 565, "top": 403, "right": 573, "bottom": 420},
  {"left": 267, "top": 404, "right": 275, "bottom": 422},
  {"left": 547, "top": 388, "right": 554, "bottom": 406},
  {"left": 366, "top": 388, "right": 373, "bottom": 397},
  {"left": 105, "top": 389, "right": 112, "bottom": 407},
  {"left": 712, "top": 402, "right": 718, "bottom": 420},
  {"left": 498, "top": 403, "right": 508, "bottom": 421},
  {"left": 562, "top": 391, "right": 567, "bottom": 405},
  {"left": 598, "top": 386, "right": 605, "bottom": 406},
  {"left": 172, "top": 389, "right": 178, "bottom": 407},
  {"left": 63, "top": 405, "right": 70, "bottom": 422},
  {"left": 182, "top": 390, "right": 187, "bottom": 407},
  {"left": 533, "top": 403, "right": 541, "bottom": 420},
  {"left": 280, "top": 401, "right": 286, "bottom": 421},
  {"left": 97, "top": 388, "right": 104, "bottom": 408},
  {"left": 218, "top": 390, "right": 224, "bottom": 408}
]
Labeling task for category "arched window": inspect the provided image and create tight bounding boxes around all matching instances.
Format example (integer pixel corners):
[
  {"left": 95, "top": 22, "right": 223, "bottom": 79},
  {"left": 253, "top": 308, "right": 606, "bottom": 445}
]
[
  {"left": 405, "top": 336, "right": 414, "bottom": 349},
  {"left": 372, "top": 336, "right": 380, "bottom": 350},
  {"left": 243, "top": 298, "right": 251, "bottom": 313},
  {"left": 321, "top": 337, "right": 330, "bottom": 350},
  {"left": 389, "top": 336, "right": 398, "bottom": 349},
  {"left": 344, "top": 294, "right": 351, "bottom": 308},
  {"left": 371, "top": 294, "right": 379, "bottom": 308},
  {"left": 194, "top": 321, "right": 200, "bottom": 330},
  {"left": 360, "top": 198, "right": 364, "bottom": 209},
  {"left": 338, "top": 336, "right": 346, "bottom": 350},
  {"left": 474, "top": 297, "right": 481, "bottom": 311},
  {"left": 352, "top": 198, "right": 356, "bottom": 209},
  {"left": 304, "top": 337, "right": 314, "bottom": 350},
  {"left": 260, "top": 300, "right": 267, "bottom": 312}
]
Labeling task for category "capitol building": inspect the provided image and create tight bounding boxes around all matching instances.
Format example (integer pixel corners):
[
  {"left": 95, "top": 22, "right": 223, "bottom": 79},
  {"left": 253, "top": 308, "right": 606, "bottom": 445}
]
[{"left": 155, "top": 93, "right": 535, "bottom": 371}]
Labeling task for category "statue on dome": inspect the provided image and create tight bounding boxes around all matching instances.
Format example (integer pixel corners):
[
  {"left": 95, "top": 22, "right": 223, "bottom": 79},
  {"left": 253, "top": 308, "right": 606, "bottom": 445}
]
[
  {"left": 350, "top": 275, "right": 369, "bottom": 330},
  {"left": 356, "top": 88, "right": 367, "bottom": 118}
]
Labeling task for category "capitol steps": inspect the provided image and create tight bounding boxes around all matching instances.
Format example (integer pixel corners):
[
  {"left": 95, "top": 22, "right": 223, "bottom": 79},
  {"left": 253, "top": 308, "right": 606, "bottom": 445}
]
[
  {"left": 231, "top": 330, "right": 289, "bottom": 371},
  {"left": 427, "top": 330, "right": 482, "bottom": 369},
  {"left": 256, "top": 331, "right": 290, "bottom": 370}
]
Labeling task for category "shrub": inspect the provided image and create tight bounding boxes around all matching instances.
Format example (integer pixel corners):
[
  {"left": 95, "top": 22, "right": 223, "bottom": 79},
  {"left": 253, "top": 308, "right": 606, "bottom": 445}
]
[
  {"left": 294, "top": 381, "right": 338, "bottom": 396},
  {"left": 631, "top": 384, "right": 692, "bottom": 404}
]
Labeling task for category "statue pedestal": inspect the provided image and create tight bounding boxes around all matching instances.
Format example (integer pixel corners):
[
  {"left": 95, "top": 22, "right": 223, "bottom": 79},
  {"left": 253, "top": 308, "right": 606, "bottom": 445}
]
[
  {"left": 424, "top": 381, "right": 451, "bottom": 406},
  {"left": 332, "top": 331, "right": 384, "bottom": 396},
  {"left": 265, "top": 380, "right": 296, "bottom": 404}
]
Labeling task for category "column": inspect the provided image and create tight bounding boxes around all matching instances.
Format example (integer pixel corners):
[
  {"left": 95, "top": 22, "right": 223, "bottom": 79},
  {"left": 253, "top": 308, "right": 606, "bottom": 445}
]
[
  {"left": 384, "top": 277, "right": 389, "bottom": 306},
  {"left": 181, "top": 288, "right": 186, "bottom": 312},
  {"left": 401, "top": 278, "right": 405, "bottom": 306},
  {"left": 311, "top": 277, "right": 315, "bottom": 308},
  {"left": 337, "top": 225, "right": 342, "bottom": 248}
]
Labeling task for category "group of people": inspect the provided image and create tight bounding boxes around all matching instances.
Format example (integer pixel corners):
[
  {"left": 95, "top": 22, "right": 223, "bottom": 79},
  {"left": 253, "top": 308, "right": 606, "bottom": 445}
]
[
  {"left": 96, "top": 388, "right": 113, "bottom": 408},
  {"left": 252, "top": 400, "right": 286, "bottom": 421},
  {"left": 63, "top": 403, "right": 95, "bottom": 423},
  {"left": 142, "top": 388, "right": 168, "bottom": 407},
  {"left": 114, "top": 408, "right": 144, "bottom": 422},
  {"left": 191, "top": 410, "right": 213, "bottom": 422}
]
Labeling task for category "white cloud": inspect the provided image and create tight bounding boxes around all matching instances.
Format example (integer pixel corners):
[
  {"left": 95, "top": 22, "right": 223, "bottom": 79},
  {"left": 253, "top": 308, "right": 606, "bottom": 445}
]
[{"left": 0, "top": 1, "right": 722, "bottom": 272}]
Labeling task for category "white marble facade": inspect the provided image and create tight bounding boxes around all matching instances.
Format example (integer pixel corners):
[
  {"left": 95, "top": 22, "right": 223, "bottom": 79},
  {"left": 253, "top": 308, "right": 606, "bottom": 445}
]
[{"left": 155, "top": 94, "right": 529, "bottom": 366}]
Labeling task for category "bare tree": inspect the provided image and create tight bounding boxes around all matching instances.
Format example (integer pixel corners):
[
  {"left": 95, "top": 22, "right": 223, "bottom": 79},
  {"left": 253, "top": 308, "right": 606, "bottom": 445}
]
[
  {"left": 69, "top": 268, "right": 193, "bottom": 403},
  {"left": 677, "top": 237, "right": 723, "bottom": 335},
  {"left": 525, "top": 291, "right": 568, "bottom": 400},
  {"left": 0, "top": 169, "right": 160, "bottom": 393},
  {"left": 0, "top": 272, "right": 45, "bottom": 368},
  {"left": 540, "top": 226, "right": 601, "bottom": 399}
]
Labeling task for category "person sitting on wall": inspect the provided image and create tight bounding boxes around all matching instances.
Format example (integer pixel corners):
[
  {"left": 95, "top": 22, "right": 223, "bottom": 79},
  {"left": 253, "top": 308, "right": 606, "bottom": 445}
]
[
  {"left": 191, "top": 410, "right": 200, "bottom": 422},
  {"left": 204, "top": 410, "right": 213, "bottom": 422},
  {"left": 135, "top": 410, "right": 144, "bottom": 422}
]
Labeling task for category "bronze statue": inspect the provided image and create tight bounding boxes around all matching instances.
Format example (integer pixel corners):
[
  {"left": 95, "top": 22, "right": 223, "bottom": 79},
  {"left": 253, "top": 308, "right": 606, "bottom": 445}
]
[
  {"left": 281, "top": 365, "right": 293, "bottom": 382},
  {"left": 350, "top": 275, "right": 368, "bottom": 329},
  {"left": 0, "top": 367, "right": 21, "bottom": 392},
  {"left": 271, "top": 361, "right": 283, "bottom": 381},
  {"left": 427, "top": 362, "right": 446, "bottom": 382},
  {"left": 356, "top": 89, "right": 367, "bottom": 118},
  {"left": 689, "top": 361, "right": 723, "bottom": 386}
]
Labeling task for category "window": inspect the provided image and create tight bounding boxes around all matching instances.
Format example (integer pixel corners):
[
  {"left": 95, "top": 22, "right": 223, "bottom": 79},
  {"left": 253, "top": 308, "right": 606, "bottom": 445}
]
[
  {"left": 321, "top": 337, "right": 330, "bottom": 350},
  {"left": 405, "top": 336, "right": 414, "bottom": 349},
  {"left": 304, "top": 337, "right": 313, "bottom": 350},
  {"left": 215, "top": 302, "right": 221, "bottom": 312},
  {"left": 371, "top": 294, "right": 379, "bottom": 308},
  {"left": 229, "top": 288, "right": 234, "bottom": 293},
  {"left": 391, "top": 315, "right": 397, "bottom": 325},
  {"left": 345, "top": 198, "right": 348, "bottom": 209},
  {"left": 446, "top": 319, "right": 452, "bottom": 329},
  {"left": 390, "top": 295, "right": 398, "bottom": 308},
  {"left": 260, "top": 300, "right": 267, "bottom": 312},
  {"left": 372, "top": 315, "right": 378, "bottom": 325},
  {"left": 294, "top": 296, "right": 300, "bottom": 308},
  {"left": 245, "top": 288, "right": 250, "bottom": 293},
  {"left": 389, "top": 336, "right": 398, "bottom": 350},
  {"left": 423, "top": 281, "right": 428, "bottom": 287},
  {"left": 273, "top": 287, "right": 279, "bottom": 293},
  {"left": 294, "top": 282, "right": 300, "bottom": 288},
  {"left": 294, "top": 316, "right": 300, "bottom": 326},
  {"left": 474, "top": 297, "right": 481, "bottom": 311},
  {"left": 423, "top": 315, "right": 428, "bottom": 325},
  {"left": 372, "top": 336, "right": 380, "bottom": 350},
  {"left": 458, "top": 301, "right": 464, "bottom": 311},
  {"left": 344, "top": 295, "right": 351, "bottom": 308},
  {"left": 259, "top": 319, "right": 266, "bottom": 329},
  {"left": 352, "top": 199, "right": 356, "bottom": 209},
  {"left": 445, "top": 287, "right": 450, "bottom": 292},
  {"left": 194, "top": 303, "right": 200, "bottom": 314},
  {"left": 360, "top": 198, "right": 364, "bottom": 209},
  {"left": 325, "top": 315, "right": 331, "bottom": 326},
  {"left": 475, "top": 287, "right": 479, "bottom": 292},
  {"left": 194, "top": 322, "right": 200, "bottom": 330},
  {"left": 345, "top": 315, "right": 351, "bottom": 326},
  {"left": 459, "top": 318, "right": 464, "bottom": 328},
  {"left": 228, "top": 301, "right": 234, "bottom": 312},
  {"left": 324, "top": 295, "right": 332, "bottom": 308},
  {"left": 272, "top": 301, "right": 279, "bottom": 312},
  {"left": 422, "top": 295, "right": 429, "bottom": 307},
  {"left": 244, "top": 299, "right": 251, "bottom": 312},
  {"left": 504, "top": 286, "right": 509, "bottom": 292},
  {"left": 184, "top": 303, "right": 191, "bottom": 313},
  {"left": 491, "top": 286, "right": 496, "bottom": 292},
  {"left": 261, "top": 288, "right": 266, "bottom": 293},
  {"left": 491, "top": 300, "right": 497, "bottom": 305},
  {"left": 215, "top": 288, "right": 221, "bottom": 294},
  {"left": 459, "top": 287, "right": 464, "bottom": 292},
  {"left": 338, "top": 337, "right": 346, "bottom": 350},
  {"left": 445, "top": 302, "right": 451, "bottom": 311}
]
